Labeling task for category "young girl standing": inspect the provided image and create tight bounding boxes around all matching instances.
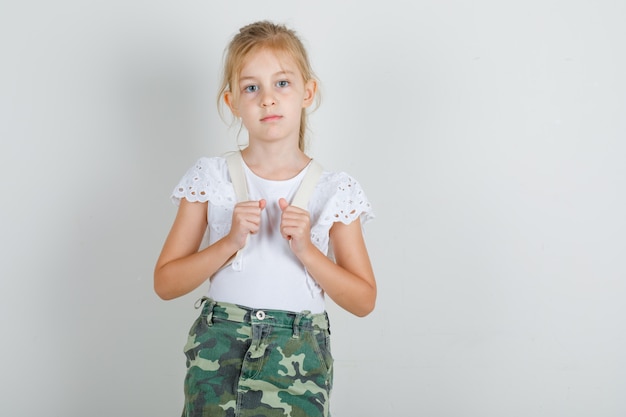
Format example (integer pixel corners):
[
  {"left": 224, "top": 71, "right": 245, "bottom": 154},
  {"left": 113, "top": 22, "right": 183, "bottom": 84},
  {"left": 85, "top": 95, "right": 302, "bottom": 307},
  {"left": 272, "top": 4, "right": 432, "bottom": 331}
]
[{"left": 154, "top": 20, "right": 376, "bottom": 417}]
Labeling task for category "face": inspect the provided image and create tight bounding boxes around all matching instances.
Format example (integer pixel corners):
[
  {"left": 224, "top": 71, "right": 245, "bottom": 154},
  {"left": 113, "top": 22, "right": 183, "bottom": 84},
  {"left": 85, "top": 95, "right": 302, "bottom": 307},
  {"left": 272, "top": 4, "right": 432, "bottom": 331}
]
[{"left": 224, "top": 48, "right": 317, "bottom": 146}]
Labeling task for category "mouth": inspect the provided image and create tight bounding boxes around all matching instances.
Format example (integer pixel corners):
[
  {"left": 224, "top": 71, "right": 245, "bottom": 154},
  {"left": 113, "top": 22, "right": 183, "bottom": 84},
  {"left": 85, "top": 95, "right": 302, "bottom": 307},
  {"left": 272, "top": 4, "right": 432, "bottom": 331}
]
[{"left": 260, "top": 114, "right": 282, "bottom": 122}]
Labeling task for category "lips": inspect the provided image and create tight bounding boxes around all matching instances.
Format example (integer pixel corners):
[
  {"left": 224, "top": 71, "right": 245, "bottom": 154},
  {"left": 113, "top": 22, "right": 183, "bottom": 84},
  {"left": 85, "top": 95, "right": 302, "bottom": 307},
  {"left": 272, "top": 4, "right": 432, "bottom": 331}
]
[{"left": 261, "top": 114, "right": 282, "bottom": 122}]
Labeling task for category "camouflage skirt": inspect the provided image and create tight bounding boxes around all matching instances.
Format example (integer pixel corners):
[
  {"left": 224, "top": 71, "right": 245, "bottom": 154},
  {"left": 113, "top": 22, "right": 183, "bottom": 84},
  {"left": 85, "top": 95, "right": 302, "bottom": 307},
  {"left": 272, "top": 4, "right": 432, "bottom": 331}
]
[{"left": 182, "top": 297, "right": 333, "bottom": 417}]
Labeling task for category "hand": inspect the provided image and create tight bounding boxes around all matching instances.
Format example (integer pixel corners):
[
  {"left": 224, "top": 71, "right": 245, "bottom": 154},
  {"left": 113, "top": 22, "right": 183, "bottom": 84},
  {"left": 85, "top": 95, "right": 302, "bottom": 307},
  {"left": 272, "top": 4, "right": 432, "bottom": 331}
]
[
  {"left": 227, "top": 199, "right": 266, "bottom": 249},
  {"left": 278, "top": 197, "right": 312, "bottom": 256}
]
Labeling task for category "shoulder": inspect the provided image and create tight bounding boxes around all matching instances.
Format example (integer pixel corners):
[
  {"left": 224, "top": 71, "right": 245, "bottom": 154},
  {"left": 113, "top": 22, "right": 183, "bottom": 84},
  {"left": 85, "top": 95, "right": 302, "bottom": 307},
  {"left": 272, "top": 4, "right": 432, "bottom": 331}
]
[
  {"left": 170, "top": 156, "right": 235, "bottom": 206},
  {"left": 317, "top": 170, "right": 364, "bottom": 193},
  {"left": 185, "top": 156, "right": 228, "bottom": 176},
  {"left": 311, "top": 169, "right": 374, "bottom": 225},
  {"left": 177, "top": 156, "right": 228, "bottom": 186}
]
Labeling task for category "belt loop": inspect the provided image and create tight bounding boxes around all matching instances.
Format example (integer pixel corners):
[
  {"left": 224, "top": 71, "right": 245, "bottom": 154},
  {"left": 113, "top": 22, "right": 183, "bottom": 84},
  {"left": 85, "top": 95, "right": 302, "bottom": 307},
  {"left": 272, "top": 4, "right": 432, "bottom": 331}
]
[
  {"left": 292, "top": 311, "right": 310, "bottom": 338},
  {"left": 205, "top": 299, "right": 217, "bottom": 326}
]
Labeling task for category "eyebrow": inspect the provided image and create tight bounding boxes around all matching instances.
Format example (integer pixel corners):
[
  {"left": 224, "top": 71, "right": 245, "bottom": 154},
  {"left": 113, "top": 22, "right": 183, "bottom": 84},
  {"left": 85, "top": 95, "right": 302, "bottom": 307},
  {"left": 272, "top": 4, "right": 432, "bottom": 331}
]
[{"left": 239, "top": 70, "right": 296, "bottom": 83}]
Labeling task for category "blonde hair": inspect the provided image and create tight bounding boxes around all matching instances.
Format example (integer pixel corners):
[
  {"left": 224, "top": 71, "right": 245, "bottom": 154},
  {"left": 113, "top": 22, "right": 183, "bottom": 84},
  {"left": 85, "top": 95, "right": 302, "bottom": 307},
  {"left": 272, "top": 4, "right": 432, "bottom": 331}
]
[{"left": 217, "top": 21, "right": 319, "bottom": 151}]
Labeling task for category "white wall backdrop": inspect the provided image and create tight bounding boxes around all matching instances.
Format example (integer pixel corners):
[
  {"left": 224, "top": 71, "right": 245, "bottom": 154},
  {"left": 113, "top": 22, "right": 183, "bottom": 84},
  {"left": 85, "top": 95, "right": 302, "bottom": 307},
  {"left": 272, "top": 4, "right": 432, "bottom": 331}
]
[{"left": 1, "top": 1, "right": 625, "bottom": 416}]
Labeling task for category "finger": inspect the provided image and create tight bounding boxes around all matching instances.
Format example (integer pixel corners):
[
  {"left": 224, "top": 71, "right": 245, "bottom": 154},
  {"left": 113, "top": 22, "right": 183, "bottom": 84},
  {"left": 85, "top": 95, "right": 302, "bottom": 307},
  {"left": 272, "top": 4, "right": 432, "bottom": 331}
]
[
  {"left": 237, "top": 200, "right": 263, "bottom": 208},
  {"left": 278, "top": 198, "right": 289, "bottom": 211}
]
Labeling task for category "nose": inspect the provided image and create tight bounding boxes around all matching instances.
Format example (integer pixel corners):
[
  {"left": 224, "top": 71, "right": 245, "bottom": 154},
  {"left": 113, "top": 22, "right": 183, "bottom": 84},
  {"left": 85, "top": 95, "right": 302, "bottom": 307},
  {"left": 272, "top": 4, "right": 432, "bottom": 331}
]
[{"left": 260, "top": 92, "right": 276, "bottom": 108}]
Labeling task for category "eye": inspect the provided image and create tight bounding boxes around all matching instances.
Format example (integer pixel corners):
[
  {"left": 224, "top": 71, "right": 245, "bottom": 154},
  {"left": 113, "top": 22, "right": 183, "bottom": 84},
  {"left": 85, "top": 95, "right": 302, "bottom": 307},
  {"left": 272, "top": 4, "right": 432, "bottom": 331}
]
[
  {"left": 244, "top": 85, "right": 258, "bottom": 93},
  {"left": 276, "top": 80, "right": 289, "bottom": 88}
]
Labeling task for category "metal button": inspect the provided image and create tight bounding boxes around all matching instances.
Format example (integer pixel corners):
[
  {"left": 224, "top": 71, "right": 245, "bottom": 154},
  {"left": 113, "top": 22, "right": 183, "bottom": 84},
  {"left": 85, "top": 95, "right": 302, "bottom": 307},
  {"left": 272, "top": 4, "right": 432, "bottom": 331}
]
[{"left": 255, "top": 310, "right": 266, "bottom": 320}]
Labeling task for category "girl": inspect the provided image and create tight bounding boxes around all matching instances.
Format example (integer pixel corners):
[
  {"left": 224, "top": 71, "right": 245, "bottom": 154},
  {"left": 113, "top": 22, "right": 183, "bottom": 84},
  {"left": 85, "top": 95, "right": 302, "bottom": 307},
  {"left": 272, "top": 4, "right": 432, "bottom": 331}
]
[{"left": 154, "top": 20, "right": 376, "bottom": 417}]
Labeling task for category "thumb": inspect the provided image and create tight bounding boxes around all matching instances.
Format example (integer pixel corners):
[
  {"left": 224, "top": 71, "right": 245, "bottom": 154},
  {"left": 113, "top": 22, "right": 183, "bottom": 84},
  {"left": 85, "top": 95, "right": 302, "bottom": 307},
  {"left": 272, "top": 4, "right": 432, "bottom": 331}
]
[
  {"left": 258, "top": 199, "right": 267, "bottom": 210},
  {"left": 278, "top": 198, "right": 289, "bottom": 211}
]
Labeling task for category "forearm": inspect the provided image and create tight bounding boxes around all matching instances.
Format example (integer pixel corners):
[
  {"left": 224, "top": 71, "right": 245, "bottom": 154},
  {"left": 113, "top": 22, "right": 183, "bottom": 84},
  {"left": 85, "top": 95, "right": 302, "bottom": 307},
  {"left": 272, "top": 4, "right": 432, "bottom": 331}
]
[
  {"left": 299, "top": 246, "right": 376, "bottom": 317},
  {"left": 154, "top": 237, "right": 239, "bottom": 300}
]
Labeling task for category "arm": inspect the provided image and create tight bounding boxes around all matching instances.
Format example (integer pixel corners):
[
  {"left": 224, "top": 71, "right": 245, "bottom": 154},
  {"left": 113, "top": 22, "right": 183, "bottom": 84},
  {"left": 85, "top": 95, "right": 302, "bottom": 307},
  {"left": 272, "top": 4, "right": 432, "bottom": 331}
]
[
  {"left": 154, "top": 198, "right": 265, "bottom": 300},
  {"left": 279, "top": 199, "right": 376, "bottom": 316}
]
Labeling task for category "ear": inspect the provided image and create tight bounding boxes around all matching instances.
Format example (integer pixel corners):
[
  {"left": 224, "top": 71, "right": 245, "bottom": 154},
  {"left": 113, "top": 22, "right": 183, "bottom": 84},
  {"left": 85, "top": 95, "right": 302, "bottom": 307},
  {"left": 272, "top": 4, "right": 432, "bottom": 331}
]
[
  {"left": 224, "top": 91, "right": 239, "bottom": 117},
  {"left": 302, "top": 79, "right": 318, "bottom": 108}
]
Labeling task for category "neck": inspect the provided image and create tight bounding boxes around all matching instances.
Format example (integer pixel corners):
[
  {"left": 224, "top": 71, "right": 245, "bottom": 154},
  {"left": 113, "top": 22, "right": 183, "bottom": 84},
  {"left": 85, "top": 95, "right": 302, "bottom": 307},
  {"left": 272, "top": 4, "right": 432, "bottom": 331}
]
[{"left": 241, "top": 143, "right": 310, "bottom": 180}]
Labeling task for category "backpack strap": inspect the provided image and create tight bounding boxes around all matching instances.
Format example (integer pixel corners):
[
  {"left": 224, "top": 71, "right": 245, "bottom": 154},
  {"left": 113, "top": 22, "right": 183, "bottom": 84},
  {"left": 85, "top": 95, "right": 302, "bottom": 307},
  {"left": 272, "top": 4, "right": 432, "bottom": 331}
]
[
  {"left": 223, "top": 151, "right": 323, "bottom": 271},
  {"left": 225, "top": 151, "right": 249, "bottom": 203},
  {"left": 224, "top": 151, "right": 248, "bottom": 271},
  {"left": 291, "top": 159, "right": 323, "bottom": 209}
]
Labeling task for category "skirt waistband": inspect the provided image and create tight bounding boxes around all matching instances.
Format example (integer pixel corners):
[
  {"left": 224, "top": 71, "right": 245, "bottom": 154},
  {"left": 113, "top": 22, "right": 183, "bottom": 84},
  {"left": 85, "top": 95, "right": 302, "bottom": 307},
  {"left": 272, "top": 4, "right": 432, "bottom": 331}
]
[{"left": 195, "top": 297, "right": 330, "bottom": 331}]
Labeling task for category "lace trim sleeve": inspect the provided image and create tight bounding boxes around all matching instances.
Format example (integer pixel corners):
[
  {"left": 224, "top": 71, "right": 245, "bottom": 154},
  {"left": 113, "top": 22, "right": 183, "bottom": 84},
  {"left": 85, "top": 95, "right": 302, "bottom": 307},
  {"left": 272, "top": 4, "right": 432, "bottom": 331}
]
[
  {"left": 170, "top": 157, "right": 235, "bottom": 207},
  {"left": 315, "top": 172, "right": 375, "bottom": 227}
]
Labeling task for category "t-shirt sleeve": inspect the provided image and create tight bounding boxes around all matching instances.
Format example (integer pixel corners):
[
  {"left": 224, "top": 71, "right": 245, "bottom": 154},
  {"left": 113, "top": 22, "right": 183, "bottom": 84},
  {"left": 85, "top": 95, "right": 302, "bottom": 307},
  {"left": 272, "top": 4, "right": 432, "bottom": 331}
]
[
  {"left": 317, "top": 172, "right": 375, "bottom": 227},
  {"left": 170, "top": 157, "right": 235, "bottom": 207}
]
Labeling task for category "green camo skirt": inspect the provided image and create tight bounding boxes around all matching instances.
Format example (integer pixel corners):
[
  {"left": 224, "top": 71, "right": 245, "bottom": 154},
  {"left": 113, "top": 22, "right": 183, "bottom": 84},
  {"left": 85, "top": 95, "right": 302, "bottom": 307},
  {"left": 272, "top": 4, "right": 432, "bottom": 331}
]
[{"left": 182, "top": 297, "right": 333, "bottom": 417}]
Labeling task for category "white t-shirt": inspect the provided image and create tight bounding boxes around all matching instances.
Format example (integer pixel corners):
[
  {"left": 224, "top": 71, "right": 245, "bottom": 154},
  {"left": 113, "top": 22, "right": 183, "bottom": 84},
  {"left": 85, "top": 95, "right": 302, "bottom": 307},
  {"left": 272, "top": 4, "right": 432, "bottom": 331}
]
[{"left": 171, "top": 156, "right": 374, "bottom": 313}]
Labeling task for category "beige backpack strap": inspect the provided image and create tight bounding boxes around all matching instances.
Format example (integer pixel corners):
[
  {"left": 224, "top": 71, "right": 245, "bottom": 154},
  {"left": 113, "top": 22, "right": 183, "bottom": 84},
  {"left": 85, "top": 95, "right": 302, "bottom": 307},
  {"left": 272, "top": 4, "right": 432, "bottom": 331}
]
[
  {"left": 224, "top": 151, "right": 248, "bottom": 203},
  {"left": 291, "top": 160, "right": 323, "bottom": 209},
  {"left": 223, "top": 151, "right": 248, "bottom": 271}
]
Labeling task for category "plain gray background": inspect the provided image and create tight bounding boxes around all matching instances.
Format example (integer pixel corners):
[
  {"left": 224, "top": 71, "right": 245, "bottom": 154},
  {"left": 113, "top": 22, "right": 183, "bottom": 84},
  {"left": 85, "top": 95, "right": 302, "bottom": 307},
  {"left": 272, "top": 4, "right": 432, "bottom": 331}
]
[{"left": 1, "top": 1, "right": 625, "bottom": 415}]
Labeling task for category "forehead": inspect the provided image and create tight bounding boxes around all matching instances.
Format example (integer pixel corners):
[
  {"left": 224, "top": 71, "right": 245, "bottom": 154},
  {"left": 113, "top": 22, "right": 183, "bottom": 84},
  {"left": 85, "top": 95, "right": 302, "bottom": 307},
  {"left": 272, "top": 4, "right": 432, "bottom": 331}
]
[{"left": 239, "top": 48, "right": 301, "bottom": 78}]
